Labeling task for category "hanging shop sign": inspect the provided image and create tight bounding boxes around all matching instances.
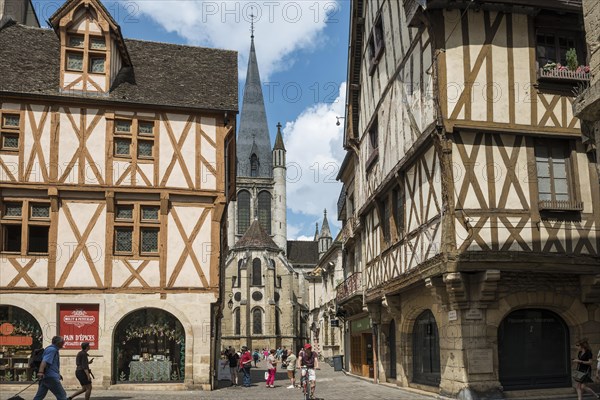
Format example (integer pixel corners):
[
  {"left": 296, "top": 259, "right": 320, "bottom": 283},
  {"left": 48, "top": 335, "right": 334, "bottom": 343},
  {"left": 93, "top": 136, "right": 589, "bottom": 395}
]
[{"left": 59, "top": 304, "right": 99, "bottom": 349}]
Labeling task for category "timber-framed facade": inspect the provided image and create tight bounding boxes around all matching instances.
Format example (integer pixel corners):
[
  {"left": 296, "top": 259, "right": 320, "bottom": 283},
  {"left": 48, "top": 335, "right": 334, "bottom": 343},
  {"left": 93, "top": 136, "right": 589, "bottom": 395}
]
[
  {"left": 338, "top": 0, "right": 599, "bottom": 398},
  {"left": 0, "top": 0, "right": 237, "bottom": 390}
]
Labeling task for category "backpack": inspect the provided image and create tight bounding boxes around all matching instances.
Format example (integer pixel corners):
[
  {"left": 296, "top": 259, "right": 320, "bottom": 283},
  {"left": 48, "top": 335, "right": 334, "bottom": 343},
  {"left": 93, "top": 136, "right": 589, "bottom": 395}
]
[{"left": 28, "top": 348, "right": 45, "bottom": 372}]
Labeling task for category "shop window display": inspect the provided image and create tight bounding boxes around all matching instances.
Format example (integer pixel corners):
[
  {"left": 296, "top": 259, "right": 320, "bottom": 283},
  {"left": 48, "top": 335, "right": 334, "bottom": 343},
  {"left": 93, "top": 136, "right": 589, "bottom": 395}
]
[
  {"left": 0, "top": 305, "right": 43, "bottom": 383},
  {"left": 113, "top": 308, "right": 185, "bottom": 383}
]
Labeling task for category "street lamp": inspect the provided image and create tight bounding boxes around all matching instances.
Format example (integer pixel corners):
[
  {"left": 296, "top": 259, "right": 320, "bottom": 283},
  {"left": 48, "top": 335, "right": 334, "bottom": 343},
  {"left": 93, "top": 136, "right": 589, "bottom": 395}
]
[
  {"left": 228, "top": 293, "right": 234, "bottom": 310},
  {"left": 336, "top": 116, "right": 345, "bottom": 126}
]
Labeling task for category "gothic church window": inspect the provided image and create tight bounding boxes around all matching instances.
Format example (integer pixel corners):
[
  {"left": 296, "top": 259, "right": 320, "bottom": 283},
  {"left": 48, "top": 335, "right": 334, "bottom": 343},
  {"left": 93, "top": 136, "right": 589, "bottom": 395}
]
[
  {"left": 258, "top": 191, "right": 271, "bottom": 235},
  {"left": 234, "top": 308, "right": 241, "bottom": 335},
  {"left": 275, "top": 309, "right": 281, "bottom": 335},
  {"left": 252, "top": 258, "right": 262, "bottom": 286},
  {"left": 253, "top": 308, "right": 263, "bottom": 334},
  {"left": 237, "top": 191, "right": 250, "bottom": 234}
]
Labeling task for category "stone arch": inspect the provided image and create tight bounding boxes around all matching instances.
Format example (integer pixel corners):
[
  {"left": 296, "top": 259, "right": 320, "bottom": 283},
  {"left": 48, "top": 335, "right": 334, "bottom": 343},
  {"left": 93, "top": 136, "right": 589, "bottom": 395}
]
[
  {"left": 497, "top": 308, "right": 570, "bottom": 390},
  {"left": 0, "top": 299, "right": 50, "bottom": 345},
  {"left": 412, "top": 310, "right": 441, "bottom": 386},
  {"left": 110, "top": 306, "right": 190, "bottom": 384}
]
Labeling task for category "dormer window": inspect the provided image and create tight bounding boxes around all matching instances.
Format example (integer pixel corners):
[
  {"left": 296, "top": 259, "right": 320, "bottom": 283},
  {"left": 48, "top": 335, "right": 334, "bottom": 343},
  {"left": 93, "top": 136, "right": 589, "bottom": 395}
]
[{"left": 51, "top": 0, "right": 131, "bottom": 95}]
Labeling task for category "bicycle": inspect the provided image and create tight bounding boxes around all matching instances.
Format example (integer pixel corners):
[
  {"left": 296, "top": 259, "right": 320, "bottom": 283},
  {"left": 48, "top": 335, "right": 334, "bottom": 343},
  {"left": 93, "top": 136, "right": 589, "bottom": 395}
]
[{"left": 300, "top": 365, "right": 310, "bottom": 400}]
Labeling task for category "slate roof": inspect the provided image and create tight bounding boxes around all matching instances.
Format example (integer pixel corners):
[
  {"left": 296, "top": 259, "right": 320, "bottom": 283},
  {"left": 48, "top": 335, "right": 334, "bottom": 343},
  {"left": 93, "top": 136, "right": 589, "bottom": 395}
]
[
  {"left": 237, "top": 37, "right": 272, "bottom": 177},
  {"left": 287, "top": 240, "right": 319, "bottom": 266},
  {"left": 0, "top": 22, "right": 238, "bottom": 112},
  {"left": 234, "top": 220, "right": 280, "bottom": 251}
]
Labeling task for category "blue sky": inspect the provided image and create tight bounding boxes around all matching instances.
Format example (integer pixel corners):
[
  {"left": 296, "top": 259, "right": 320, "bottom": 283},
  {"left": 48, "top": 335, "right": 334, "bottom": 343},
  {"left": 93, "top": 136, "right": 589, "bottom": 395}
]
[{"left": 36, "top": 0, "right": 349, "bottom": 240}]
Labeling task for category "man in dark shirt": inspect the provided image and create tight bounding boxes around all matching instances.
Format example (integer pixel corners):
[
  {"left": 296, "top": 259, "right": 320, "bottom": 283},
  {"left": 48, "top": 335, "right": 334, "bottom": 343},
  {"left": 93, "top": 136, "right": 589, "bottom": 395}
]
[
  {"left": 227, "top": 348, "right": 240, "bottom": 386},
  {"left": 34, "top": 336, "right": 67, "bottom": 400},
  {"left": 67, "top": 342, "right": 93, "bottom": 400}
]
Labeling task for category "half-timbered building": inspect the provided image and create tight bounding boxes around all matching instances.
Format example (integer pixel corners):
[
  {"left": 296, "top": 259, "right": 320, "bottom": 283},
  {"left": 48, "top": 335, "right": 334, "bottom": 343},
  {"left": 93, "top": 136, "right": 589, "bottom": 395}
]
[
  {"left": 306, "top": 211, "right": 344, "bottom": 362},
  {"left": 338, "top": 0, "right": 599, "bottom": 397},
  {"left": 0, "top": 0, "right": 237, "bottom": 390}
]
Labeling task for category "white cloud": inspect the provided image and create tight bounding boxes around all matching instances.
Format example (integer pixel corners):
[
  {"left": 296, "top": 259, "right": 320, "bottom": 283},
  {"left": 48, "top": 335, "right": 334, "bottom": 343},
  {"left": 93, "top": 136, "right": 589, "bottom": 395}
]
[
  {"left": 295, "top": 235, "right": 314, "bottom": 241},
  {"left": 125, "top": 0, "right": 339, "bottom": 79},
  {"left": 284, "top": 82, "right": 346, "bottom": 232}
]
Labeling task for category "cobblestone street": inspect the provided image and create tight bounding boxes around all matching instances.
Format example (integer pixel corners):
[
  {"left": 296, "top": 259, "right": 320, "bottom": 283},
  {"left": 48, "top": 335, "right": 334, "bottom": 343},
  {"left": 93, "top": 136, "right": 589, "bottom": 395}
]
[{"left": 0, "top": 363, "right": 434, "bottom": 400}]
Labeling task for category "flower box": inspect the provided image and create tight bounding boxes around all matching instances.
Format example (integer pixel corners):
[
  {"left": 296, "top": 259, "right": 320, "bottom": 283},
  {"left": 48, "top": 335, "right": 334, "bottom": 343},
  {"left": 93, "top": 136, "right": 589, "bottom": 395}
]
[{"left": 539, "top": 64, "right": 591, "bottom": 82}]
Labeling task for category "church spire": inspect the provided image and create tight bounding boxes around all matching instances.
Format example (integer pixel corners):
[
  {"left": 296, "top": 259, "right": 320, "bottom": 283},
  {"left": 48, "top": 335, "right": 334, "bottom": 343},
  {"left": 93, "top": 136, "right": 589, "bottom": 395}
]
[
  {"left": 318, "top": 209, "right": 332, "bottom": 259},
  {"left": 237, "top": 14, "right": 272, "bottom": 178},
  {"left": 314, "top": 223, "right": 319, "bottom": 241},
  {"left": 320, "top": 209, "right": 332, "bottom": 239}
]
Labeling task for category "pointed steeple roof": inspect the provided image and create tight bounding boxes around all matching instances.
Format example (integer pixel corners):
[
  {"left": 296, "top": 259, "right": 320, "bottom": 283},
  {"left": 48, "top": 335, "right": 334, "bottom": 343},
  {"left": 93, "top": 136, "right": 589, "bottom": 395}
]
[
  {"left": 274, "top": 122, "right": 285, "bottom": 151},
  {"left": 237, "top": 31, "right": 272, "bottom": 178},
  {"left": 320, "top": 209, "right": 332, "bottom": 239},
  {"left": 234, "top": 220, "right": 279, "bottom": 251},
  {"left": 314, "top": 223, "right": 319, "bottom": 241}
]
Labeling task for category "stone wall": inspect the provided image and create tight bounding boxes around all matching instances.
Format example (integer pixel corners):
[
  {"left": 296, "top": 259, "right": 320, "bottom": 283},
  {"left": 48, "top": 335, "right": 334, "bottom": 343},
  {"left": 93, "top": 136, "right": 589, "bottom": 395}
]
[{"left": 583, "top": 0, "right": 600, "bottom": 86}]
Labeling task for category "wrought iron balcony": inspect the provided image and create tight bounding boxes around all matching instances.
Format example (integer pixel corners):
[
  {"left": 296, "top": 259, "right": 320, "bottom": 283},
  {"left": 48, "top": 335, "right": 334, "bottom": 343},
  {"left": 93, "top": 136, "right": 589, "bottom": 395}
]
[{"left": 336, "top": 272, "right": 362, "bottom": 303}]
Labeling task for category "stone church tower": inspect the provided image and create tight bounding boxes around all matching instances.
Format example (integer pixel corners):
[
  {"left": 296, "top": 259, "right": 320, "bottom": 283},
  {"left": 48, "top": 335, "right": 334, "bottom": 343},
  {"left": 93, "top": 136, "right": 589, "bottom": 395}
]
[{"left": 222, "top": 30, "right": 305, "bottom": 351}]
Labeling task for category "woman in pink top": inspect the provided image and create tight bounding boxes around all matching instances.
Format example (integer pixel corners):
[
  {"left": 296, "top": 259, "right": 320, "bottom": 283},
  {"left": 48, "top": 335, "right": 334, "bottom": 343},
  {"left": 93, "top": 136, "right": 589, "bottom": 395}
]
[{"left": 266, "top": 349, "right": 278, "bottom": 388}]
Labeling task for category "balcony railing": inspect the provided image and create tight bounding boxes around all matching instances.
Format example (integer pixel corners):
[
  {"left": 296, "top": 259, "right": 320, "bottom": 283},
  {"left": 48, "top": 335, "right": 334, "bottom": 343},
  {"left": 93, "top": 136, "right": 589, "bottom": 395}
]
[
  {"left": 538, "top": 68, "right": 591, "bottom": 82},
  {"left": 336, "top": 272, "right": 362, "bottom": 303},
  {"left": 538, "top": 199, "right": 584, "bottom": 212}
]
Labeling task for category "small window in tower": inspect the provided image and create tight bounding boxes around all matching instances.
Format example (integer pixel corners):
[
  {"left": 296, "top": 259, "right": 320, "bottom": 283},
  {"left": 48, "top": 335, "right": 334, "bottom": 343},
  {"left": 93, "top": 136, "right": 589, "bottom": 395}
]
[{"left": 250, "top": 154, "right": 259, "bottom": 177}]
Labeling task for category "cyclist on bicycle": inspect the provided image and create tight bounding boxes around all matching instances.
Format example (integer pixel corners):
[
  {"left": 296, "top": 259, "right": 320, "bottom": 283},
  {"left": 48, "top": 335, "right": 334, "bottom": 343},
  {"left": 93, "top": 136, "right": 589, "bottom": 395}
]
[{"left": 297, "top": 343, "right": 319, "bottom": 399}]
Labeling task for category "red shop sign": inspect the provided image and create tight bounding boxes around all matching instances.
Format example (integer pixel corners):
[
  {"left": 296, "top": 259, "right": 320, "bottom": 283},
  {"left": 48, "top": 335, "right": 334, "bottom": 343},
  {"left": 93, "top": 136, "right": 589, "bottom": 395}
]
[{"left": 59, "top": 304, "right": 99, "bottom": 350}]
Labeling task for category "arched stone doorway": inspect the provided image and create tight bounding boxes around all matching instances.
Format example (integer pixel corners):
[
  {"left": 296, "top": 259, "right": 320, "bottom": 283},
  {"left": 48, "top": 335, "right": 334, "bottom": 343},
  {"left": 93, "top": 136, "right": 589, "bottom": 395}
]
[
  {"left": 498, "top": 309, "right": 570, "bottom": 390},
  {"left": 388, "top": 319, "right": 397, "bottom": 380},
  {"left": 113, "top": 308, "right": 185, "bottom": 383},
  {"left": 0, "top": 305, "right": 43, "bottom": 383},
  {"left": 412, "top": 310, "right": 440, "bottom": 386}
]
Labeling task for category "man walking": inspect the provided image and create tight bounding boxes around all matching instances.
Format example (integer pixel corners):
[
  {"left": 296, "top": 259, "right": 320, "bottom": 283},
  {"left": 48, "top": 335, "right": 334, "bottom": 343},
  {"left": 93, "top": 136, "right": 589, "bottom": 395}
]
[
  {"left": 239, "top": 346, "right": 253, "bottom": 387},
  {"left": 34, "top": 336, "right": 67, "bottom": 400}
]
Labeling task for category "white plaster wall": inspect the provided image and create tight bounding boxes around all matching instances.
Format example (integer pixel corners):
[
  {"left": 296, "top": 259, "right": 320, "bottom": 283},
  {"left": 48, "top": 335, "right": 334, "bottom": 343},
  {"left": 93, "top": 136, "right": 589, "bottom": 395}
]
[
  {"left": 0, "top": 153, "right": 18, "bottom": 181},
  {"left": 200, "top": 117, "right": 217, "bottom": 190},
  {"left": 167, "top": 205, "right": 212, "bottom": 288},
  {"left": 0, "top": 257, "right": 48, "bottom": 287},
  {"left": 55, "top": 202, "right": 106, "bottom": 287},
  {"left": 58, "top": 107, "right": 82, "bottom": 185},
  {"left": 85, "top": 108, "right": 105, "bottom": 185}
]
